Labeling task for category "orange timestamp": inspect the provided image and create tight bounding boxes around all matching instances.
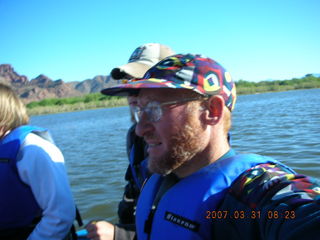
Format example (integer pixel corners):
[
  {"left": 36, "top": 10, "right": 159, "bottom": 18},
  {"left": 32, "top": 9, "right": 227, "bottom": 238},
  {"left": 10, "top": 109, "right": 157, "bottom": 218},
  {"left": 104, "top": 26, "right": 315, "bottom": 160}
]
[{"left": 205, "top": 210, "right": 296, "bottom": 220}]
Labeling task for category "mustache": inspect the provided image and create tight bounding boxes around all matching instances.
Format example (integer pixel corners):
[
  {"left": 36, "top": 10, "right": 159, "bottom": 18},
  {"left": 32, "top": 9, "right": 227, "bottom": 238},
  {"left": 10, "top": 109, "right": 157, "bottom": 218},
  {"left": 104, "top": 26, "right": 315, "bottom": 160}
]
[{"left": 143, "top": 133, "right": 159, "bottom": 142}]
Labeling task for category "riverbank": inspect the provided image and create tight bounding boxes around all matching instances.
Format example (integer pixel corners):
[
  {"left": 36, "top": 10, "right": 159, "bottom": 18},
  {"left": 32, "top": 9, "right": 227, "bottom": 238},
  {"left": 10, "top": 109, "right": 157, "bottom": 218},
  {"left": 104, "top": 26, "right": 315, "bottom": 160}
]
[
  {"left": 27, "top": 75, "right": 320, "bottom": 116},
  {"left": 27, "top": 97, "right": 128, "bottom": 116}
]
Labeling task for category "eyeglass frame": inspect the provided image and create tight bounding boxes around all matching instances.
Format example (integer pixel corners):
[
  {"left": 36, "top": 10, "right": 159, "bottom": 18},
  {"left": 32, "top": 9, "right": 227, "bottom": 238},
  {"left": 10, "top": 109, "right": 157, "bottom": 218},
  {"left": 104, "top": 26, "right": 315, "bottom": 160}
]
[{"left": 132, "top": 97, "right": 208, "bottom": 123}]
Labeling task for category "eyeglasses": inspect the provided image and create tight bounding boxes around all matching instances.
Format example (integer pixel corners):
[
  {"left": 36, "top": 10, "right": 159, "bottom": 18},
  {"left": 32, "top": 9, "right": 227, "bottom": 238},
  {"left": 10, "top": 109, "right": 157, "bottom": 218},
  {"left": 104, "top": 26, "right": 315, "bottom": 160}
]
[{"left": 132, "top": 97, "right": 205, "bottom": 123}]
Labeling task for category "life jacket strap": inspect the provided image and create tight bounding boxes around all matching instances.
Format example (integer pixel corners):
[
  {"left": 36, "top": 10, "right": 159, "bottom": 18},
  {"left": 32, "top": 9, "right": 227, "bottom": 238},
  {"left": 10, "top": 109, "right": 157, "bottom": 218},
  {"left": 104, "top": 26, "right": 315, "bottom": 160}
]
[{"left": 143, "top": 173, "right": 179, "bottom": 239}]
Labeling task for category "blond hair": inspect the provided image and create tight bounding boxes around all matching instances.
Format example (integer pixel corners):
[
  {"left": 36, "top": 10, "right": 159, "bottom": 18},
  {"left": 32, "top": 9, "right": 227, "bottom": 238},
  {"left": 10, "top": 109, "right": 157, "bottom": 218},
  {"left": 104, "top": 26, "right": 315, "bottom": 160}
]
[{"left": 0, "top": 83, "right": 29, "bottom": 133}]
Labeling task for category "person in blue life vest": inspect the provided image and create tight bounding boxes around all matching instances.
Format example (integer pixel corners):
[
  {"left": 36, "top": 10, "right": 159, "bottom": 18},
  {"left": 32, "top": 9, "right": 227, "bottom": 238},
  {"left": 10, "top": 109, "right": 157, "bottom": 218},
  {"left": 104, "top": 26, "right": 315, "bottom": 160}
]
[
  {"left": 0, "top": 83, "right": 76, "bottom": 240},
  {"left": 110, "top": 43, "right": 175, "bottom": 225},
  {"left": 86, "top": 54, "right": 320, "bottom": 240},
  {"left": 83, "top": 43, "right": 175, "bottom": 236}
]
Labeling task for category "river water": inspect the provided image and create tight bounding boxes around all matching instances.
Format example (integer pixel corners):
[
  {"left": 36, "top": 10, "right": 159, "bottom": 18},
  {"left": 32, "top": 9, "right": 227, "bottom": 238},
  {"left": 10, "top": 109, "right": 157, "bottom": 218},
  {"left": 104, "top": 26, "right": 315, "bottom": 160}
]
[{"left": 30, "top": 89, "right": 320, "bottom": 224}]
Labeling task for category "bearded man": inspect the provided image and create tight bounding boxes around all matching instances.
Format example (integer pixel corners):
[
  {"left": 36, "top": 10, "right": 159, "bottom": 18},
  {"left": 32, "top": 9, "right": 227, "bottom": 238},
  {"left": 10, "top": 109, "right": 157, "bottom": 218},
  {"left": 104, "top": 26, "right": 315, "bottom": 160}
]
[{"left": 86, "top": 54, "right": 320, "bottom": 240}]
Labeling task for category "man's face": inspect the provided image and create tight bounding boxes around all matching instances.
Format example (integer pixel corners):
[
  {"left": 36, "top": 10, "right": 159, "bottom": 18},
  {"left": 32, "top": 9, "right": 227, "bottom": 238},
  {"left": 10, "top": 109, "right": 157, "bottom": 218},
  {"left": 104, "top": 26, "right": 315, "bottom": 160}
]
[{"left": 135, "top": 89, "right": 206, "bottom": 175}]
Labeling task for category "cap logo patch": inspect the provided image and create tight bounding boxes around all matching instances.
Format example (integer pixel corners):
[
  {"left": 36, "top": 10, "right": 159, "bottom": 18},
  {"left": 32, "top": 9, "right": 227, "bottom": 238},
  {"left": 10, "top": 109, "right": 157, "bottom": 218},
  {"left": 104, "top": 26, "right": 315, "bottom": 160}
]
[{"left": 129, "top": 46, "right": 146, "bottom": 62}]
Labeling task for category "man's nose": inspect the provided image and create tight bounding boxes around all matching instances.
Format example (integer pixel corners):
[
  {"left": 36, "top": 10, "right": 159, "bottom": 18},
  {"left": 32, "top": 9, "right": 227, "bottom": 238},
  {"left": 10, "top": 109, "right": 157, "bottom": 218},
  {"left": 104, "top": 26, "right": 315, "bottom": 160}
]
[{"left": 135, "top": 113, "right": 153, "bottom": 137}]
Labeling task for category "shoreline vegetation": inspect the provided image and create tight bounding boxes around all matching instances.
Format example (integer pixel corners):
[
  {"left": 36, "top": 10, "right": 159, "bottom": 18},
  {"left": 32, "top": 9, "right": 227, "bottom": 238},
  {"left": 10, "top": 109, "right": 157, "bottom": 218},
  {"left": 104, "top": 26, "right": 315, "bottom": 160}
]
[{"left": 27, "top": 75, "right": 320, "bottom": 116}]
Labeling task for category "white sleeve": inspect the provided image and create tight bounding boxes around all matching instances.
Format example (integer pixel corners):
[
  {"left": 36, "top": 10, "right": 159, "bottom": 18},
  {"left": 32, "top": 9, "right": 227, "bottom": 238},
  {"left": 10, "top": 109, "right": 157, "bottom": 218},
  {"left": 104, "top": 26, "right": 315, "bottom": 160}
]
[{"left": 16, "top": 133, "right": 76, "bottom": 240}]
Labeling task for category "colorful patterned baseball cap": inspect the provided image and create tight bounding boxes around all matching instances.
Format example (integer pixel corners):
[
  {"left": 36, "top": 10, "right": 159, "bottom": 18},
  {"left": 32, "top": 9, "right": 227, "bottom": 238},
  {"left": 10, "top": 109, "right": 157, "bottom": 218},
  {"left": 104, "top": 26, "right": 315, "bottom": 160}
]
[
  {"left": 102, "top": 54, "right": 237, "bottom": 111},
  {"left": 110, "top": 43, "right": 175, "bottom": 80}
]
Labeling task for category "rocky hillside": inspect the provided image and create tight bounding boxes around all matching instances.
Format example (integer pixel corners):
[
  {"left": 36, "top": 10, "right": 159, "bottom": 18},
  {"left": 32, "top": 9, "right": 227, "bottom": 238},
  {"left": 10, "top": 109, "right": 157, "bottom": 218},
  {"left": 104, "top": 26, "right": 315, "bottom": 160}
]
[{"left": 0, "top": 64, "right": 118, "bottom": 103}]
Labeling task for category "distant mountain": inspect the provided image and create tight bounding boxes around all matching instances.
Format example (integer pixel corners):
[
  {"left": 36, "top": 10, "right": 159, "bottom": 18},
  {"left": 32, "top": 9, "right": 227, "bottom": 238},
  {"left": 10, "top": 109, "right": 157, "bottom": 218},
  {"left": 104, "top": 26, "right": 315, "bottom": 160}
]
[
  {"left": 68, "top": 75, "right": 117, "bottom": 94},
  {"left": 0, "top": 64, "right": 118, "bottom": 103}
]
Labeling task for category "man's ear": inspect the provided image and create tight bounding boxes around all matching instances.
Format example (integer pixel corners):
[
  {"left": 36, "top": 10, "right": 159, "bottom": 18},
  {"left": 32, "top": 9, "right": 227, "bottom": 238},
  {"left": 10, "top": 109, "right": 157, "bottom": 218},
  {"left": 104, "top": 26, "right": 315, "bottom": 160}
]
[{"left": 202, "top": 95, "right": 224, "bottom": 125}]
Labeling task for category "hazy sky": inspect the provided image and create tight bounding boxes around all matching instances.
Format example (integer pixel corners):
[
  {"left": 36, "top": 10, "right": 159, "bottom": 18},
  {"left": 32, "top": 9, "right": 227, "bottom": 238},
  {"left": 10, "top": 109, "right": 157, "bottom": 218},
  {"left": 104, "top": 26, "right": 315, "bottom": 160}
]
[{"left": 1, "top": 0, "right": 319, "bottom": 82}]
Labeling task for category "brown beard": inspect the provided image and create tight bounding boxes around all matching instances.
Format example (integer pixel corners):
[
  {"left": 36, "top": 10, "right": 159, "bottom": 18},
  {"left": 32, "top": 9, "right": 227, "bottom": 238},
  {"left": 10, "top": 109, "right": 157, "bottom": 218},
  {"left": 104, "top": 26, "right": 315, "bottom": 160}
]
[{"left": 148, "top": 109, "right": 204, "bottom": 175}]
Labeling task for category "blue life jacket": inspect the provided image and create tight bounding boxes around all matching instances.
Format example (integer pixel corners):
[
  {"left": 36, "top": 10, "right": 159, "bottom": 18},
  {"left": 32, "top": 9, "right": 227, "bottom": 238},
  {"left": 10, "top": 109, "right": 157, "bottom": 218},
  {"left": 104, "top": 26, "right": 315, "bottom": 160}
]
[
  {"left": 0, "top": 125, "right": 50, "bottom": 229},
  {"left": 136, "top": 153, "right": 285, "bottom": 240}
]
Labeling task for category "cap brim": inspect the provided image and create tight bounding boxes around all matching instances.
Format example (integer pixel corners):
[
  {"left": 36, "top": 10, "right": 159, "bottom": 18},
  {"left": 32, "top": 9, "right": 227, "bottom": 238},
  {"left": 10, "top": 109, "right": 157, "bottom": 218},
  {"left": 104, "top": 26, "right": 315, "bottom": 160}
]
[{"left": 101, "top": 78, "right": 206, "bottom": 96}]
